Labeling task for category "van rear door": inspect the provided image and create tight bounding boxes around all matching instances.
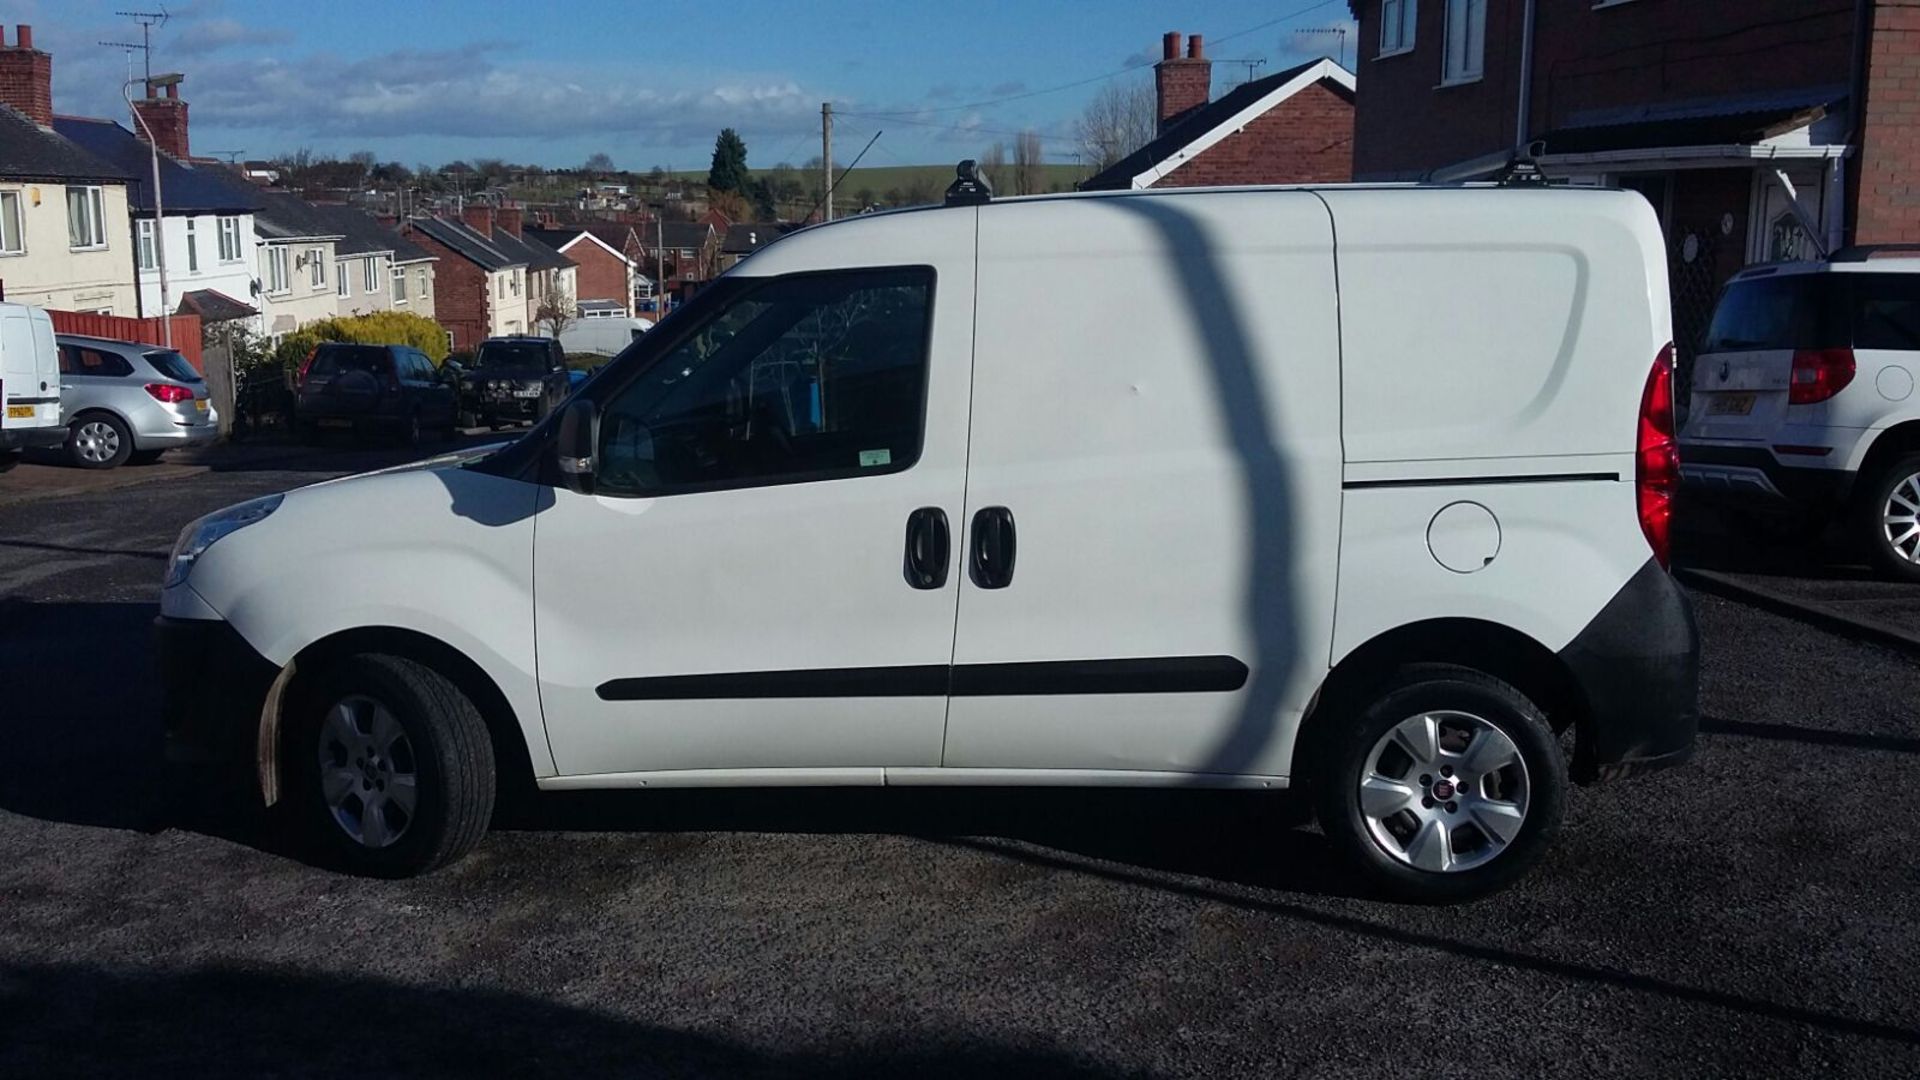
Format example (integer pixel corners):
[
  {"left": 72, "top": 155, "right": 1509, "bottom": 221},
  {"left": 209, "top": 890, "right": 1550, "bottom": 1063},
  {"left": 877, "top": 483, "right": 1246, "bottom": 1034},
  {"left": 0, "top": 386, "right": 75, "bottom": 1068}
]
[{"left": 1, "top": 306, "right": 59, "bottom": 436}]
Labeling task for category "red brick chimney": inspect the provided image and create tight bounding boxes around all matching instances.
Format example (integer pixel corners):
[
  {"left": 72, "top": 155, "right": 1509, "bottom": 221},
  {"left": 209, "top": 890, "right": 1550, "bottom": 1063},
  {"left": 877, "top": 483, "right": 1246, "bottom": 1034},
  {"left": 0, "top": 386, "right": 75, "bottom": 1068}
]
[
  {"left": 1155, "top": 32, "right": 1211, "bottom": 135},
  {"left": 461, "top": 203, "right": 497, "bottom": 237},
  {"left": 0, "top": 25, "right": 53, "bottom": 128},
  {"left": 131, "top": 74, "right": 190, "bottom": 160},
  {"left": 496, "top": 204, "right": 523, "bottom": 239}
]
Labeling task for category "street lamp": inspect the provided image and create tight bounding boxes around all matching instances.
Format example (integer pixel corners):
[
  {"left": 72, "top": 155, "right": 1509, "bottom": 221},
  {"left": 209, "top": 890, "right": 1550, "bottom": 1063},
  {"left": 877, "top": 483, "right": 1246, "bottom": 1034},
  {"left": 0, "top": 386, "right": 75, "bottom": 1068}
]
[{"left": 123, "top": 76, "right": 171, "bottom": 347}]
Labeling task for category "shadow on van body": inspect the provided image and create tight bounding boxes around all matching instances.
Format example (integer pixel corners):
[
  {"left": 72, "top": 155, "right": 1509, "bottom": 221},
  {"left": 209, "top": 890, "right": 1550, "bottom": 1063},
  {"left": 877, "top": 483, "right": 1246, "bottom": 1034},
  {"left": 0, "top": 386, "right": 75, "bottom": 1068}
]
[{"left": 1106, "top": 195, "right": 1305, "bottom": 781}]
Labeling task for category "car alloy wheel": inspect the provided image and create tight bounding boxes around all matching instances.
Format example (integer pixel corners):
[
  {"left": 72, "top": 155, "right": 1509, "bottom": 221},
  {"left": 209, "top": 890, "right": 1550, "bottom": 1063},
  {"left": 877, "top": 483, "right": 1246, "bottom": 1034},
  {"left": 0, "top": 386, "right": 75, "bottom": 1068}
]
[
  {"left": 72, "top": 419, "right": 121, "bottom": 464},
  {"left": 1882, "top": 471, "right": 1920, "bottom": 563},
  {"left": 317, "top": 693, "right": 419, "bottom": 850},
  {"left": 1357, "top": 710, "right": 1530, "bottom": 874}
]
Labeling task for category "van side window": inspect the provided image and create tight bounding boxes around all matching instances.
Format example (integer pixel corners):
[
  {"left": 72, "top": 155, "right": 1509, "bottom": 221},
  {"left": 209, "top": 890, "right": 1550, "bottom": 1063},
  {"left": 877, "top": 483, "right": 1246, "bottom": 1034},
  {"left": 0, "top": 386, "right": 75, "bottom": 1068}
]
[{"left": 595, "top": 267, "right": 934, "bottom": 496}]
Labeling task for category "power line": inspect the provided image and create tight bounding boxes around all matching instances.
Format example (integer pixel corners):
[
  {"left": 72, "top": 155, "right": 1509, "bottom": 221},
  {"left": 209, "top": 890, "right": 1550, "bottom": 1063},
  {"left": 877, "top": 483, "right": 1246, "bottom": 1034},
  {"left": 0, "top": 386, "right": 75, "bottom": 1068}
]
[
  {"left": 847, "top": 0, "right": 1345, "bottom": 118},
  {"left": 834, "top": 110, "right": 1074, "bottom": 144}
]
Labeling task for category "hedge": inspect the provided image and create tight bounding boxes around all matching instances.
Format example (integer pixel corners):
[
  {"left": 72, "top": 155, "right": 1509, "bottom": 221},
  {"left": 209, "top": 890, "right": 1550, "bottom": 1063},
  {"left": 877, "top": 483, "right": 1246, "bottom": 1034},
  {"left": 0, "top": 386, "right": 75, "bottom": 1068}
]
[{"left": 269, "top": 311, "right": 451, "bottom": 371}]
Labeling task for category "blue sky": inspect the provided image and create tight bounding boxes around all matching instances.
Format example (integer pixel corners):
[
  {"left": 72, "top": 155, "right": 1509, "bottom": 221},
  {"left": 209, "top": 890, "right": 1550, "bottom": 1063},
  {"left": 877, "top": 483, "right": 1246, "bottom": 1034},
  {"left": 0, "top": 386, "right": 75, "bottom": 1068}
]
[{"left": 34, "top": 0, "right": 1355, "bottom": 170}]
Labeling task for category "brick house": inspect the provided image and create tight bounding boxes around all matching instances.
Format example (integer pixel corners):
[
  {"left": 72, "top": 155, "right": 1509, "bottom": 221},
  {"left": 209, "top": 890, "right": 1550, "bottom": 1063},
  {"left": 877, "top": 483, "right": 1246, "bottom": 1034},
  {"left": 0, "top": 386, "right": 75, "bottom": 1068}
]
[
  {"left": 405, "top": 205, "right": 544, "bottom": 349},
  {"left": 0, "top": 25, "right": 138, "bottom": 315},
  {"left": 1344, "top": 0, "right": 1920, "bottom": 375},
  {"left": 525, "top": 224, "right": 641, "bottom": 317},
  {"left": 1080, "top": 33, "right": 1355, "bottom": 191}
]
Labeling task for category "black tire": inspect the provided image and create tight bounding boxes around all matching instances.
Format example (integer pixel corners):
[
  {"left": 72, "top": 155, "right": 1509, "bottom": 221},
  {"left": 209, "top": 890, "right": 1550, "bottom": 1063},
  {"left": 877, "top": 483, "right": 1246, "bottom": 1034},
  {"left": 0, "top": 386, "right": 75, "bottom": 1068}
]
[
  {"left": 65, "top": 411, "right": 133, "bottom": 470},
  {"left": 1313, "top": 665, "right": 1566, "bottom": 903},
  {"left": 1859, "top": 452, "right": 1920, "bottom": 583},
  {"left": 298, "top": 421, "right": 323, "bottom": 445},
  {"left": 127, "top": 449, "right": 166, "bottom": 466},
  {"left": 0, "top": 448, "right": 19, "bottom": 474},
  {"left": 285, "top": 653, "right": 496, "bottom": 878}
]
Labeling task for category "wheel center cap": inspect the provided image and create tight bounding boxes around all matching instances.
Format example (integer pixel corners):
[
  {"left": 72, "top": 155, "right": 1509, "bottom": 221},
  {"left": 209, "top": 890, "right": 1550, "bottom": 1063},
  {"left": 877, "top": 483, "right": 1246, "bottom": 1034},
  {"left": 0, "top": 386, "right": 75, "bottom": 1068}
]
[{"left": 1432, "top": 779, "right": 1456, "bottom": 800}]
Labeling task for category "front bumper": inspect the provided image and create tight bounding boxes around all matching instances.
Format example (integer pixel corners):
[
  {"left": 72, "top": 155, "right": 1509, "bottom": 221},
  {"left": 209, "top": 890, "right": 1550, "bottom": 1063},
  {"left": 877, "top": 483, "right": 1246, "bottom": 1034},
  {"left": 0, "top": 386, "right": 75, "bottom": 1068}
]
[
  {"left": 155, "top": 615, "right": 279, "bottom": 765},
  {"left": 1560, "top": 558, "right": 1700, "bottom": 783},
  {"left": 1, "top": 424, "right": 66, "bottom": 450}
]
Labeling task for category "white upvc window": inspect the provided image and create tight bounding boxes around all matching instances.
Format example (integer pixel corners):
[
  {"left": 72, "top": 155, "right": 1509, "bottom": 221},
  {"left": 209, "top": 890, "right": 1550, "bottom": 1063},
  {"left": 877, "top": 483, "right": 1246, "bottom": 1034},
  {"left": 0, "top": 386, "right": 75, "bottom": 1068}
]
[
  {"left": 67, "top": 186, "right": 107, "bottom": 249},
  {"left": 498, "top": 273, "right": 506, "bottom": 299},
  {"left": 0, "top": 191, "right": 19, "bottom": 255},
  {"left": 267, "top": 245, "right": 290, "bottom": 294},
  {"left": 365, "top": 256, "right": 380, "bottom": 293},
  {"left": 309, "top": 246, "right": 327, "bottom": 288},
  {"left": 392, "top": 263, "right": 408, "bottom": 303},
  {"left": 185, "top": 218, "right": 199, "bottom": 273},
  {"left": 418, "top": 267, "right": 429, "bottom": 298},
  {"left": 1442, "top": 0, "right": 1487, "bottom": 84},
  {"left": 512, "top": 268, "right": 522, "bottom": 297},
  {"left": 217, "top": 215, "right": 242, "bottom": 262},
  {"left": 1379, "top": 0, "right": 1416, "bottom": 57},
  {"left": 136, "top": 218, "right": 156, "bottom": 270},
  {"left": 337, "top": 261, "right": 350, "bottom": 298}
]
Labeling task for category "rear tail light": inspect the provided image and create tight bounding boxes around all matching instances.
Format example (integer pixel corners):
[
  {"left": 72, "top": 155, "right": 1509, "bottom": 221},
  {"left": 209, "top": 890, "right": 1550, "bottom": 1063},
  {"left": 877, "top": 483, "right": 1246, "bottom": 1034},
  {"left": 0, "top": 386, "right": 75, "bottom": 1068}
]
[
  {"left": 1637, "top": 344, "right": 1679, "bottom": 568},
  {"left": 1789, "top": 347, "right": 1855, "bottom": 405},
  {"left": 145, "top": 383, "right": 194, "bottom": 404},
  {"left": 295, "top": 347, "right": 318, "bottom": 388}
]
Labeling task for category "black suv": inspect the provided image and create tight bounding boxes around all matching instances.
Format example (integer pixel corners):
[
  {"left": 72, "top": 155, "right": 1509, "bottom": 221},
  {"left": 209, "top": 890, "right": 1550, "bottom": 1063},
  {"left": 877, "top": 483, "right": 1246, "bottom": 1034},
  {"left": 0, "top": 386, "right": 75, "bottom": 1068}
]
[
  {"left": 295, "top": 343, "right": 458, "bottom": 445},
  {"left": 468, "top": 336, "right": 569, "bottom": 429}
]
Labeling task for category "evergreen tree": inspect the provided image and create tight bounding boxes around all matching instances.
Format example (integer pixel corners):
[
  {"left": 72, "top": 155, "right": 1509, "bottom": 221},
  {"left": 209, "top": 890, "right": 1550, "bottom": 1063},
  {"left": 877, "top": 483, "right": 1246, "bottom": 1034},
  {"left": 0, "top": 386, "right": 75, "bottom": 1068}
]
[{"left": 707, "top": 128, "right": 750, "bottom": 193}]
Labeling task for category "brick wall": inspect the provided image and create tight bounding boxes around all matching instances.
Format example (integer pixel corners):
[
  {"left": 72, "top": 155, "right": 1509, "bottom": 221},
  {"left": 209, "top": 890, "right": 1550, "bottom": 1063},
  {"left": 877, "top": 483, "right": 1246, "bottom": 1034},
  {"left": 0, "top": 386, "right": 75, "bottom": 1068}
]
[
  {"left": 131, "top": 90, "right": 188, "bottom": 159},
  {"left": 564, "top": 238, "right": 628, "bottom": 308},
  {"left": 0, "top": 25, "right": 52, "bottom": 128},
  {"left": 1349, "top": 0, "right": 1855, "bottom": 179},
  {"left": 1157, "top": 33, "right": 1212, "bottom": 134},
  {"left": 1854, "top": 0, "right": 1920, "bottom": 246},
  {"left": 406, "top": 228, "right": 490, "bottom": 350},
  {"left": 1153, "top": 81, "right": 1354, "bottom": 187}
]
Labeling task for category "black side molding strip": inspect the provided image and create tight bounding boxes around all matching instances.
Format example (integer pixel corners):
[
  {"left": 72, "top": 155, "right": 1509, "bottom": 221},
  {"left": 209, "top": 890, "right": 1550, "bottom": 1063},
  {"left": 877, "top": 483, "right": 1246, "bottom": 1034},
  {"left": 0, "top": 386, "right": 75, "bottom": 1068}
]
[
  {"left": 6, "top": 395, "right": 58, "bottom": 405},
  {"left": 595, "top": 655, "right": 1250, "bottom": 701},
  {"left": 1344, "top": 471, "right": 1619, "bottom": 491}
]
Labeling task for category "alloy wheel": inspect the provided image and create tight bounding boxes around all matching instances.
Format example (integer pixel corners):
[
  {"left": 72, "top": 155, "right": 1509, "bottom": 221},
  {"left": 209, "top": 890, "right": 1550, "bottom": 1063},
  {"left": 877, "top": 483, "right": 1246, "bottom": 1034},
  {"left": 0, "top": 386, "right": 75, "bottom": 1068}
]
[
  {"left": 317, "top": 694, "right": 420, "bottom": 849},
  {"left": 1882, "top": 473, "right": 1920, "bottom": 563},
  {"left": 1358, "top": 710, "right": 1530, "bottom": 873}
]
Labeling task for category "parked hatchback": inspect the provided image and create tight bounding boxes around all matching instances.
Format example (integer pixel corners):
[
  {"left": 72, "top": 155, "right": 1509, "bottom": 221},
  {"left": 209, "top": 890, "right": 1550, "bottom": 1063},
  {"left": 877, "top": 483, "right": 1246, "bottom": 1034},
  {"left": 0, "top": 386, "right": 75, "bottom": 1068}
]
[
  {"left": 1680, "top": 255, "right": 1920, "bottom": 578},
  {"left": 295, "top": 343, "right": 456, "bottom": 445},
  {"left": 54, "top": 334, "right": 216, "bottom": 469}
]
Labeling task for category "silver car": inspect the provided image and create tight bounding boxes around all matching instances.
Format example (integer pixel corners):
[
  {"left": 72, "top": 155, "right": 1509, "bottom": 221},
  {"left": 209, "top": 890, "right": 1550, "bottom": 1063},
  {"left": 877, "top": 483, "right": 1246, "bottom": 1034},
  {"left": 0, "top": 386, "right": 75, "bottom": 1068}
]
[{"left": 55, "top": 334, "right": 218, "bottom": 469}]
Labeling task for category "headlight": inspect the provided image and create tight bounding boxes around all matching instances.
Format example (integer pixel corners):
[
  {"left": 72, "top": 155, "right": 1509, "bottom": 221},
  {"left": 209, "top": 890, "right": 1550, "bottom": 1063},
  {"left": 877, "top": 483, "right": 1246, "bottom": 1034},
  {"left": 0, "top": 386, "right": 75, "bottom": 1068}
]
[{"left": 165, "top": 493, "right": 283, "bottom": 588}]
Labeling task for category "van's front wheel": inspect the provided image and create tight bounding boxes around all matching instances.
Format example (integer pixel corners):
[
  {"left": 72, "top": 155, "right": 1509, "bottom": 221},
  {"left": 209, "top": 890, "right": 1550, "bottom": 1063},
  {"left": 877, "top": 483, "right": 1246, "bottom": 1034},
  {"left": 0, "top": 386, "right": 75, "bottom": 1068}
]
[
  {"left": 1315, "top": 666, "right": 1565, "bottom": 903},
  {"left": 288, "top": 653, "right": 495, "bottom": 877}
]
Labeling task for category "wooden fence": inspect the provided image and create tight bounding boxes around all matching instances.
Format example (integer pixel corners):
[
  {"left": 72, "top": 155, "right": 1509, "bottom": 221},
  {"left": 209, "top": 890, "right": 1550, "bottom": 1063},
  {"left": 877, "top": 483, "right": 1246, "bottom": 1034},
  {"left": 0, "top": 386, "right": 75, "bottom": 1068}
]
[{"left": 45, "top": 310, "right": 203, "bottom": 370}]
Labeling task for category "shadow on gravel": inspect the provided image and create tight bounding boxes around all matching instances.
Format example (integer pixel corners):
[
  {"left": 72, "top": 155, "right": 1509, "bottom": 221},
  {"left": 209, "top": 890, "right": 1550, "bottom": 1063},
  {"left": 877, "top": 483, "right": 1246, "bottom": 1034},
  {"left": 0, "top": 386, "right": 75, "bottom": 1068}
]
[
  {"left": 1700, "top": 715, "right": 1920, "bottom": 755},
  {"left": 945, "top": 837, "right": 1920, "bottom": 1049},
  {"left": 0, "top": 961, "right": 1138, "bottom": 1079}
]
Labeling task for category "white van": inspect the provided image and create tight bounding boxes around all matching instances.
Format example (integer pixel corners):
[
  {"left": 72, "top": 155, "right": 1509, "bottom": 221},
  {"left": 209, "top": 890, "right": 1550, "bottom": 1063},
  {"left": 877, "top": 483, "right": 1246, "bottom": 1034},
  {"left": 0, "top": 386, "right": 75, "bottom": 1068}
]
[
  {"left": 0, "top": 302, "right": 62, "bottom": 470},
  {"left": 158, "top": 183, "right": 1697, "bottom": 900}
]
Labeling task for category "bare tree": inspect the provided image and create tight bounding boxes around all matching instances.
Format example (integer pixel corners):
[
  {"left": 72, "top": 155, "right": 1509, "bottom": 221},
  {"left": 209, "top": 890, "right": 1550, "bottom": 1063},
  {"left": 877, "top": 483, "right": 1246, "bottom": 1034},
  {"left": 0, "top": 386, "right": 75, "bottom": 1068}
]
[
  {"left": 535, "top": 282, "right": 578, "bottom": 338},
  {"left": 980, "top": 142, "right": 1006, "bottom": 193},
  {"left": 1013, "top": 130, "right": 1043, "bottom": 195},
  {"left": 1076, "top": 78, "right": 1156, "bottom": 173},
  {"left": 584, "top": 152, "right": 616, "bottom": 176}
]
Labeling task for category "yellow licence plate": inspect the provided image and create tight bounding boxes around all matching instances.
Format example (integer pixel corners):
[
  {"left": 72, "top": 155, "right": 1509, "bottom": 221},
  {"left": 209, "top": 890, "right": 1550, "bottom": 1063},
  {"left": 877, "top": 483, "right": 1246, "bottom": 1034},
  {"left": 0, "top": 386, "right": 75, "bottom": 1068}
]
[
  {"left": 194, "top": 399, "right": 208, "bottom": 412},
  {"left": 5, "top": 404, "right": 32, "bottom": 419},
  {"left": 1708, "top": 392, "right": 1756, "bottom": 416}
]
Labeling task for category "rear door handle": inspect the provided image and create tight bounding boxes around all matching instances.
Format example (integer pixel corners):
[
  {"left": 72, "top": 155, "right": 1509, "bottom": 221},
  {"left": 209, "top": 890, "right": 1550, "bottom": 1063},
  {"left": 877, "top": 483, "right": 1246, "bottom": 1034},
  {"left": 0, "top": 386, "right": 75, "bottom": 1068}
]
[
  {"left": 969, "top": 506, "right": 1016, "bottom": 589},
  {"left": 903, "top": 507, "right": 950, "bottom": 590}
]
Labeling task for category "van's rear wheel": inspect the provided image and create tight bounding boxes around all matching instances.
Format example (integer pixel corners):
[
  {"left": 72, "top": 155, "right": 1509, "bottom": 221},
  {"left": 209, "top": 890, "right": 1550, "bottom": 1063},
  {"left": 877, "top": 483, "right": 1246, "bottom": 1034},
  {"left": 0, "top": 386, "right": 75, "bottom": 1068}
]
[
  {"left": 1315, "top": 666, "right": 1564, "bottom": 903},
  {"left": 1861, "top": 453, "right": 1920, "bottom": 583},
  {"left": 288, "top": 653, "right": 495, "bottom": 877}
]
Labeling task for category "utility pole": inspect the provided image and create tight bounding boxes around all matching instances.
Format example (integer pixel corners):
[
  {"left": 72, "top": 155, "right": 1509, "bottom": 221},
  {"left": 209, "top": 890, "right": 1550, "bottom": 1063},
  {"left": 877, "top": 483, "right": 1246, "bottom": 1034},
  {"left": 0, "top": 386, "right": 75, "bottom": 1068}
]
[{"left": 821, "top": 102, "right": 833, "bottom": 223}]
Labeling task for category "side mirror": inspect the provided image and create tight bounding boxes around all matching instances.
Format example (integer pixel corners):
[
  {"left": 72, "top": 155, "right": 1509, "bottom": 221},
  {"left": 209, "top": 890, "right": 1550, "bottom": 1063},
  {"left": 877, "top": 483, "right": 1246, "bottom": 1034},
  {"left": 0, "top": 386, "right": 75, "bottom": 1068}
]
[{"left": 556, "top": 398, "right": 599, "bottom": 494}]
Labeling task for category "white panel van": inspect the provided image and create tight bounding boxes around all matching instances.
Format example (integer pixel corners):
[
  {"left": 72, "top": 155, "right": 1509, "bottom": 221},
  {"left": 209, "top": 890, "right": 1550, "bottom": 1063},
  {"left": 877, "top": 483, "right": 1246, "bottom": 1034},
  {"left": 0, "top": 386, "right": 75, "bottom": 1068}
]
[
  {"left": 0, "top": 302, "right": 62, "bottom": 471},
  {"left": 158, "top": 181, "right": 1697, "bottom": 901}
]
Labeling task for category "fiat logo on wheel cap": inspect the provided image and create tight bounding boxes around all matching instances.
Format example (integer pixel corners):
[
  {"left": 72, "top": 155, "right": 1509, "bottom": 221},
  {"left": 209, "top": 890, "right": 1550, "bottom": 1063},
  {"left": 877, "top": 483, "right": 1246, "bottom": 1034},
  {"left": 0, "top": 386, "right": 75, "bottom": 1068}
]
[{"left": 1432, "top": 779, "right": 1456, "bottom": 800}]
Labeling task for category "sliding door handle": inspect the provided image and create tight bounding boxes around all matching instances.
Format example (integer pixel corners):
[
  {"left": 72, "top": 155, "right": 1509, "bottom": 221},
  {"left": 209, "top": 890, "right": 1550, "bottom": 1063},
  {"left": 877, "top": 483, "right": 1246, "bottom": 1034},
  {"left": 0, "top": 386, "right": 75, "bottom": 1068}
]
[
  {"left": 969, "top": 506, "right": 1016, "bottom": 589},
  {"left": 903, "top": 507, "right": 950, "bottom": 590}
]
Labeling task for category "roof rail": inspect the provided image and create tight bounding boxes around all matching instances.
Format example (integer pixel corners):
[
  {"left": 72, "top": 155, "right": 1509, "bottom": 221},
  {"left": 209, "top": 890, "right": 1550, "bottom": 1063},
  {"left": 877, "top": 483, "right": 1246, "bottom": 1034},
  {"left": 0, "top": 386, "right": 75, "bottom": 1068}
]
[
  {"left": 1424, "top": 141, "right": 1551, "bottom": 186},
  {"left": 944, "top": 160, "right": 993, "bottom": 207}
]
